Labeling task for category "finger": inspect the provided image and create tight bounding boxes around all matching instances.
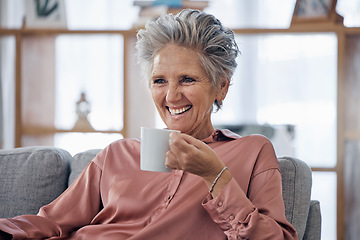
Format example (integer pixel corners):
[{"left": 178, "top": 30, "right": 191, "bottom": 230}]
[
  {"left": 168, "top": 134, "right": 194, "bottom": 171},
  {"left": 170, "top": 133, "right": 199, "bottom": 154},
  {"left": 176, "top": 134, "right": 225, "bottom": 176},
  {"left": 177, "top": 133, "right": 207, "bottom": 150},
  {"left": 165, "top": 149, "right": 179, "bottom": 170},
  {"left": 169, "top": 133, "right": 188, "bottom": 156}
]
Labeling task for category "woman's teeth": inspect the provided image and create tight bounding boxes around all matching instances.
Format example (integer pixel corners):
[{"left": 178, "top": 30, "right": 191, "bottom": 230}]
[{"left": 169, "top": 106, "right": 192, "bottom": 115}]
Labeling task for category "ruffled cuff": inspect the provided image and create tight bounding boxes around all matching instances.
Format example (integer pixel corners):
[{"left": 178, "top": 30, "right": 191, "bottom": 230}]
[{"left": 202, "top": 177, "right": 255, "bottom": 231}]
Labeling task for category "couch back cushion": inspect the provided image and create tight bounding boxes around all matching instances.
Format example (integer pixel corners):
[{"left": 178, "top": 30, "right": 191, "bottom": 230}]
[
  {"left": 69, "top": 149, "right": 101, "bottom": 185},
  {"left": 0, "top": 147, "right": 71, "bottom": 218}
]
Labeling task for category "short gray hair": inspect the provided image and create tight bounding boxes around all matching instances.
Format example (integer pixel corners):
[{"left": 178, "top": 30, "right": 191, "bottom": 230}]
[{"left": 136, "top": 9, "right": 239, "bottom": 109}]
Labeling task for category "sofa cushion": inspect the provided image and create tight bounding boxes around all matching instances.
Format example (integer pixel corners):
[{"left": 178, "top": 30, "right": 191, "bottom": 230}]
[
  {"left": 303, "top": 200, "right": 322, "bottom": 240},
  {"left": 0, "top": 147, "right": 71, "bottom": 218},
  {"left": 69, "top": 149, "right": 101, "bottom": 185},
  {"left": 278, "top": 156, "right": 312, "bottom": 240}
]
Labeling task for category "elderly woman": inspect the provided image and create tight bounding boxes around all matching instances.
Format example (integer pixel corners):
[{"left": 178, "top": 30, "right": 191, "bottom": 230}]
[{"left": 0, "top": 9, "right": 297, "bottom": 240}]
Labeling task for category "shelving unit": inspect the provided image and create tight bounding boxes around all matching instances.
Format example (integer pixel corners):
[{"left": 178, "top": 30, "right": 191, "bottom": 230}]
[
  {"left": 1, "top": 23, "right": 360, "bottom": 239},
  {"left": 0, "top": 29, "right": 136, "bottom": 148}
]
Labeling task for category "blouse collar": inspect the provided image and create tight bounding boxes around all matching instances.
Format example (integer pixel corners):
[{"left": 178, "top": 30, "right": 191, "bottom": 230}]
[{"left": 202, "top": 129, "right": 240, "bottom": 143}]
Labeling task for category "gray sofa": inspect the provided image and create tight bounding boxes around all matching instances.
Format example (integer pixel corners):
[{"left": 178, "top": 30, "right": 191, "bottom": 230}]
[{"left": 0, "top": 146, "right": 321, "bottom": 239}]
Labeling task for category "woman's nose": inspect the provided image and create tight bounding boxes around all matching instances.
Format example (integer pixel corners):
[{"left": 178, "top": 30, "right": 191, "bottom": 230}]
[{"left": 166, "top": 84, "right": 181, "bottom": 103}]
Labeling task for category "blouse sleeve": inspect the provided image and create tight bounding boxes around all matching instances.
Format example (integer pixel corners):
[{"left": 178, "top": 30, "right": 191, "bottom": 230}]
[
  {"left": 202, "top": 137, "right": 298, "bottom": 240},
  {"left": 0, "top": 161, "right": 103, "bottom": 239}
]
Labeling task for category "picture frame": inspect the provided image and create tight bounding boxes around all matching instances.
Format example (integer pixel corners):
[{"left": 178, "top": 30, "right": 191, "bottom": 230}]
[
  {"left": 291, "top": 0, "right": 339, "bottom": 24},
  {"left": 25, "top": 0, "right": 67, "bottom": 29}
]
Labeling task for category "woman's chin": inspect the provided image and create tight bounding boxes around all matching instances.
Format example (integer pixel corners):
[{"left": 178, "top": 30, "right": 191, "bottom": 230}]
[{"left": 165, "top": 125, "right": 184, "bottom": 132}]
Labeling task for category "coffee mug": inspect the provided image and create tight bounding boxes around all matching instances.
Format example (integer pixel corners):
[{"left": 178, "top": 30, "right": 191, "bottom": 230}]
[{"left": 140, "top": 127, "right": 180, "bottom": 172}]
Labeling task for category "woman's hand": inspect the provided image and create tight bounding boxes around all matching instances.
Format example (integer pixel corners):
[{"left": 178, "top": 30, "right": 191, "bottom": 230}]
[{"left": 165, "top": 132, "right": 232, "bottom": 197}]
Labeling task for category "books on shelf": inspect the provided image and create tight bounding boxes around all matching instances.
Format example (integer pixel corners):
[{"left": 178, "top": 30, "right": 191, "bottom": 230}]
[
  {"left": 133, "top": 0, "right": 209, "bottom": 28},
  {"left": 134, "top": 0, "right": 209, "bottom": 9}
]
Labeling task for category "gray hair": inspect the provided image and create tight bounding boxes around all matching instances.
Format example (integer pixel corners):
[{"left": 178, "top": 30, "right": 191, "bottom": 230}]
[{"left": 136, "top": 9, "right": 239, "bottom": 109}]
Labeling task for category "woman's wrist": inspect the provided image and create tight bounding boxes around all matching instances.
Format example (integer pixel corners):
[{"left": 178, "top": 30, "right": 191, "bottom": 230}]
[
  {"left": 209, "top": 166, "right": 228, "bottom": 193},
  {"left": 204, "top": 167, "right": 232, "bottom": 198}
]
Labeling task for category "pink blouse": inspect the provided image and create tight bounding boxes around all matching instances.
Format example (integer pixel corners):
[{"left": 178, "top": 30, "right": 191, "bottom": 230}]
[{"left": 0, "top": 129, "right": 297, "bottom": 239}]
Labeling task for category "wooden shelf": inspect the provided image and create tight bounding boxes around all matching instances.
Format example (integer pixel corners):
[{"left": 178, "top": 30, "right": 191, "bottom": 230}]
[
  {"left": 233, "top": 24, "right": 346, "bottom": 34},
  {"left": 0, "top": 28, "right": 20, "bottom": 35},
  {"left": 2, "top": 25, "right": 359, "bottom": 36},
  {"left": 344, "top": 131, "right": 360, "bottom": 141},
  {"left": 0, "top": 28, "right": 137, "bottom": 36},
  {"left": 22, "top": 126, "right": 123, "bottom": 135},
  {"left": 345, "top": 27, "right": 360, "bottom": 35}
]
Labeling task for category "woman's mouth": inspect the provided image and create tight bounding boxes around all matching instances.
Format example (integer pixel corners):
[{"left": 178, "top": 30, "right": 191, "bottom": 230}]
[{"left": 167, "top": 106, "right": 192, "bottom": 115}]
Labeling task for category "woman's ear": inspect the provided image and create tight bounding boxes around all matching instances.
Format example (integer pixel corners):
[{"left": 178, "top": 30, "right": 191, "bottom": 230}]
[{"left": 216, "top": 78, "right": 230, "bottom": 103}]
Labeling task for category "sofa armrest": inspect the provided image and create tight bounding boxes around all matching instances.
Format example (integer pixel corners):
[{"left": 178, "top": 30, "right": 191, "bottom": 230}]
[
  {"left": 303, "top": 200, "right": 322, "bottom": 240},
  {"left": 0, "top": 147, "right": 72, "bottom": 218},
  {"left": 278, "top": 156, "right": 312, "bottom": 239}
]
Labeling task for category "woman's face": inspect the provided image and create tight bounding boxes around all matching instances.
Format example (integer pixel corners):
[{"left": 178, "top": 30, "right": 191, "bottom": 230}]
[{"left": 150, "top": 44, "right": 228, "bottom": 139}]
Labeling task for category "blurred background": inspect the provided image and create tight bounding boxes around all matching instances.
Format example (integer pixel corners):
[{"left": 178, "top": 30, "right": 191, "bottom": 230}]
[{"left": 1, "top": 0, "right": 360, "bottom": 239}]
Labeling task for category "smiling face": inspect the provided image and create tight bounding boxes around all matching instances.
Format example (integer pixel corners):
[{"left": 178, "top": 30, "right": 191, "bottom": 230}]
[{"left": 150, "top": 44, "right": 228, "bottom": 139}]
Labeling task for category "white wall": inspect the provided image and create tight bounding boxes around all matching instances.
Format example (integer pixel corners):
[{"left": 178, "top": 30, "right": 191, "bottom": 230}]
[{"left": 125, "top": 37, "right": 156, "bottom": 139}]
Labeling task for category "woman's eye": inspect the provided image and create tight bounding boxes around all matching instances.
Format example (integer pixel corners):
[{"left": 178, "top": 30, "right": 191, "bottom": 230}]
[
  {"left": 153, "top": 79, "right": 166, "bottom": 84},
  {"left": 182, "top": 77, "right": 196, "bottom": 83}
]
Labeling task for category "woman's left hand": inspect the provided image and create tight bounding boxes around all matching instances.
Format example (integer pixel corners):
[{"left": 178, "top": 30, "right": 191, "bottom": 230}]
[
  {"left": 165, "top": 132, "right": 224, "bottom": 179},
  {"left": 166, "top": 132, "right": 232, "bottom": 197}
]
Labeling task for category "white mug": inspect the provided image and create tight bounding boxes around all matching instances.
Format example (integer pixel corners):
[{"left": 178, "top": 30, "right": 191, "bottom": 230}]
[{"left": 140, "top": 127, "right": 180, "bottom": 172}]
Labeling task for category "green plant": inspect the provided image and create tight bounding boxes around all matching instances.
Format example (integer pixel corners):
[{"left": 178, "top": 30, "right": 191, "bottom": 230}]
[{"left": 36, "top": 0, "right": 59, "bottom": 17}]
